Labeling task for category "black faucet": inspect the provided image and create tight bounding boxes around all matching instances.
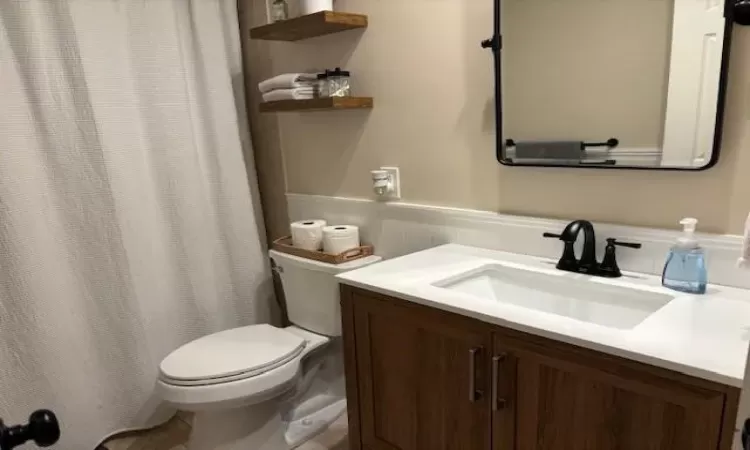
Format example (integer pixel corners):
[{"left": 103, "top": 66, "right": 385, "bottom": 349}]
[
  {"left": 544, "top": 220, "right": 642, "bottom": 278},
  {"left": 544, "top": 220, "right": 599, "bottom": 274}
]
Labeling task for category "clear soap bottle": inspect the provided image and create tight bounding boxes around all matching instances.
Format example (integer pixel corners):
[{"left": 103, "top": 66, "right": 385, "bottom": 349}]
[{"left": 662, "top": 218, "right": 707, "bottom": 294}]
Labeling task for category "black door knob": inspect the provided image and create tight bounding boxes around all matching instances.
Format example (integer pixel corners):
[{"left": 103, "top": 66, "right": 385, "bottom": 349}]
[
  {"left": 0, "top": 409, "right": 60, "bottom": 449},
  {"left": 736, "top": 0, "right": 750, "bottom": 26},
  {"left": 27, "top": 410, "right": 60, "bottom": 447}
]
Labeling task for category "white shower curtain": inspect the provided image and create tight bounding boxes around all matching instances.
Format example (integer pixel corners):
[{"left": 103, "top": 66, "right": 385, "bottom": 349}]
[{"left": 0, "top": 0, "right": 272, "bottom": 448}]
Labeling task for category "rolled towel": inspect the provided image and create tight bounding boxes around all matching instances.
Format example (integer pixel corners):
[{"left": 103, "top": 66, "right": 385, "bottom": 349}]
[
  {"left": 259, "top": 73, "right": 318, "bottom": 94},
  {"left": 262, "top": 87, "right": 315, "bottom": 102}
]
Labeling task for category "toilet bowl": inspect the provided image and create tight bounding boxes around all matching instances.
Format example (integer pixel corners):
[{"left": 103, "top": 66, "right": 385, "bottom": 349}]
[{"left": 156, "top": 250, "right": 381, "bottom": 450}]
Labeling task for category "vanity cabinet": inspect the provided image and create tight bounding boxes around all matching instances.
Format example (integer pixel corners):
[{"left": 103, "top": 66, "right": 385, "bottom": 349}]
[
  {"left": 343, "top": 284, "right": 492, "bottom": 450},
  {"left": 493, "top": 334, "right": 729, "bottom": 450},
  {"left": 341, "top": 286, "right": 740, "bottom": 450}
]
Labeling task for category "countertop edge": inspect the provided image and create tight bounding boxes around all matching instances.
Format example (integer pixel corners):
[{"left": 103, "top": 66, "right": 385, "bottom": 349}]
[{"left": 338, "top": 278, "right": 744, "bottom": 388}]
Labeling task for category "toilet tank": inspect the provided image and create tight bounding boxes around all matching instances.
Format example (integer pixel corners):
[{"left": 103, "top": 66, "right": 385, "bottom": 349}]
[{"left": 269, "top": 250, "right": 381, "bottom": 336}]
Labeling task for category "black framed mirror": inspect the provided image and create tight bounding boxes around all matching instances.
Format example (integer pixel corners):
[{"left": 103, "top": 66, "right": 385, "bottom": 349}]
[{"left": 486, "top": 0, "right": 744, "bottom": 170}]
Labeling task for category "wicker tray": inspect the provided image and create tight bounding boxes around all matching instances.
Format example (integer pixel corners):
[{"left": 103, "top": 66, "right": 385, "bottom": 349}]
[{"left": 272, "top": 236, "right": 374, "bottom": 264}]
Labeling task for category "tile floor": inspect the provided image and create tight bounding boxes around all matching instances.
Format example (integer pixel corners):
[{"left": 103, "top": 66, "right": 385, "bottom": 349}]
[
  {"left": 102, "top": 413, "right": 191, "bottom": 450},
  {"left": 102, "top": 412, "right": 348, "bottom": 450}
]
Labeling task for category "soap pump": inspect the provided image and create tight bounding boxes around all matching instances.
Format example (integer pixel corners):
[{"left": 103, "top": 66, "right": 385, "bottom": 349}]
[{"left": 662, "top": 218, "right": 707, "bottom": 294}]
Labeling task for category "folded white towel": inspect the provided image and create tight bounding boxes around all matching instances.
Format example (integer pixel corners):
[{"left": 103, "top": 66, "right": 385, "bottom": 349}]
[
  {"left": 259, "top": 73, "right": 318, "bottom": 94},
  {"left": 262, "top": 87, "right": 315, "bottom": 102}
]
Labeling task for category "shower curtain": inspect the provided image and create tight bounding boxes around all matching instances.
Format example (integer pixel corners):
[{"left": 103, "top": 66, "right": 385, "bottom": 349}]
[{"left": 0, "top": 0, "right": 272, "bottom": 448}]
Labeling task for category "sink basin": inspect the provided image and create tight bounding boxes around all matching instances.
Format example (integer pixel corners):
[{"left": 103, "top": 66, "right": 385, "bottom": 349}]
[{"left": 434, "top": 264, "right": 675, "bottom": 330}]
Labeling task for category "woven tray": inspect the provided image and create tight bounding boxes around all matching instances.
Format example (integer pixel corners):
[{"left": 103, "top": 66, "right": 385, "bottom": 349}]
[{"left": 272, "top": 236, "right": 374, "bottom": 264}]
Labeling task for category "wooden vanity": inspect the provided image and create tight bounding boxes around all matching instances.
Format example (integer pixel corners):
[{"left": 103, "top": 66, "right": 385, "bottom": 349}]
[{"left": 340, "top": 285, "right": 740, "bottom": 450}]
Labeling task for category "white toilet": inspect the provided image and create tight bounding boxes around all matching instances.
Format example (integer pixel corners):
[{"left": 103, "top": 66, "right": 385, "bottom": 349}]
[{"left": 156, "top": 250, "right": 380, "bottom": 450}]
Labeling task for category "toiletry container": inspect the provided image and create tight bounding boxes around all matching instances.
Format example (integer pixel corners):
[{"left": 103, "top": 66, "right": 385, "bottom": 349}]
[
  {"left": 315, "top": 68, "right": 350, "bottom": 97},
  {"left": 271, "top": 0, "right": 289, "bottom": 22},
  {"left": 316, "top": 72, "right": 329, "bottom": 98},
  {"left": 662, "top": 218, "right": 707, "bottom": 294},
  {"left": 326, "top": 68, "right": 351, "bottom": 97}
]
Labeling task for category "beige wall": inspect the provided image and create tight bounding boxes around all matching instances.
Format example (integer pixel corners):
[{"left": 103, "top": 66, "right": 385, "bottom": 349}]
[
  {"left": 504, "top": 0, "right": 672, "bottom": 147},
  {"left": 241, "top": 0, "right": 750, "bottom": 239},
  {"left": 239, "top": 0, "right": 290, "bottom": 242}
]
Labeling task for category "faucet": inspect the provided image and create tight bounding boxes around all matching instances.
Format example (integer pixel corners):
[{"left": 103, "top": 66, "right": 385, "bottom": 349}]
[
  {"left": 544, "top": 220, "right": 642, "bottom": 277},
  {"left": 544, "top": 220, "right": 599, "bottom": 274}
]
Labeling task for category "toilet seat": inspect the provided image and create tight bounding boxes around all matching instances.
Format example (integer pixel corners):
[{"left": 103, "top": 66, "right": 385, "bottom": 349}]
[
  {"left": 159, "top": 324, "right": 307, "bottom": 387},
  {"left": 156, "top": 326, "right": 330, "bottom": 411}
]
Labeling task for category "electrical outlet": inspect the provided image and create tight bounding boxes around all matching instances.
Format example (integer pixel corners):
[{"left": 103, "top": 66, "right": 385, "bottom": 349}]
[{"left": 380, "top": 166, "right": 401, "bottom": 200}]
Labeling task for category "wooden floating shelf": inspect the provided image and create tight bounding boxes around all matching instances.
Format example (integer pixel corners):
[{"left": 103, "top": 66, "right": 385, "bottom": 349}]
[
  {"left": 250, "top": 11, "right": 368, "bottom": 42},
  {"left": 260, "top": 97, "right": 374, "bottom": 113}
]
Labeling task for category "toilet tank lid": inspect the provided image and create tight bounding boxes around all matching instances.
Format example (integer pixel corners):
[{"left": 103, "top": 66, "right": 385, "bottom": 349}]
[{"left": 269, "top": 250, "right": 382, "bottom": 274}]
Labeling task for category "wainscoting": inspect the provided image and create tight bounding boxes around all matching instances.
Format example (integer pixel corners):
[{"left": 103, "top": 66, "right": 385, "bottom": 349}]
[{"left": 287, "top": 193, "right": 749, "bottom": 290}]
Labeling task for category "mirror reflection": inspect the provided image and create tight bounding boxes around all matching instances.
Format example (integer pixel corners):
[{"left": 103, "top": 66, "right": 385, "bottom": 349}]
[{"left": 498, "top": 0, "right": 731, "bottom": 169}]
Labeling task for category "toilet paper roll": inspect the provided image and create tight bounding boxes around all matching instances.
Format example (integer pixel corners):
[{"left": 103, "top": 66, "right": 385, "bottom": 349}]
[
  {"left": 301, "top": 0, "right": 334, "bottom": 15},
  {"left": 323, "top": 225, "right": 360, "bottom": 255},
  {"left": 291, "top": 220, "right": 327, "bottom": 251}
]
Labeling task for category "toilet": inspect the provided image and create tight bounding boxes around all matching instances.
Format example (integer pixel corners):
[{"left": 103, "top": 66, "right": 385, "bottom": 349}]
[{"left": 156, "top": 250, "right": 381, "bottom": 450}]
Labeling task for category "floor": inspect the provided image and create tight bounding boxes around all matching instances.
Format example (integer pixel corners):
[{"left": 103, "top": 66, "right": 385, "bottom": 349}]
[{"left": 102, "top": 412, "right": 348, "bottom": 450}]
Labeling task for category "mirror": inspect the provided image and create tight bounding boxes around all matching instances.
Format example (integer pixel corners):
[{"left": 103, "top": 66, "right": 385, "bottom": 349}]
[{"left": 493, "top": 0, "right": 735, "bottom": 169}]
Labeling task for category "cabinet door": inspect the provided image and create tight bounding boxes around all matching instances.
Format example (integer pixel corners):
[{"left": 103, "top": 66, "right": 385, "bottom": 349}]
[
  {"left": 493, "top": 333, "right": 729, "bottom": 450},
  {"left": 349, "top": 290, "right": 492, "bottom": 450}
]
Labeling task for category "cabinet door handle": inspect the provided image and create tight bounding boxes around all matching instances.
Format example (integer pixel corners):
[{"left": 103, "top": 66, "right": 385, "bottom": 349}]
[
  {"left": 492, "top": 353, "right": 508, "bottom": 411},
  {"left": 468, "top": 347, "right": 482, "bottom": 402}
]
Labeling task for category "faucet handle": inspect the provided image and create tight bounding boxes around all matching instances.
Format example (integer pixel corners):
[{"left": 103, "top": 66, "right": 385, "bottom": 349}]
[
  {"left": 599, "top": 238, "right": 642, "bottom": 278},
  {"left": 607, "top": 238, "right": 642, "bottom": 249},
  {"left": 543, "top": 232, "right": 578, "bottom": 271}
]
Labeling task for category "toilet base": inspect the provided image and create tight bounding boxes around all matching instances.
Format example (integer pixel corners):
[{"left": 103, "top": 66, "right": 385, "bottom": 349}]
[
  {"left": 186, "top": 399, "right": 347, "bottom": 450},
  {"left": 188, "top": 402, "right": 287, "bottom": 450},
  {"left": 285, "top": 399, "right": 346, "bottom": 448},
  {"left": 171, "top": 330, "right": 347, "bottom": 450}
]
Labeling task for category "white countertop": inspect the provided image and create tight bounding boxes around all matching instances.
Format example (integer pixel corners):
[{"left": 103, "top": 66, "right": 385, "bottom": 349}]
[{"left": 336, "top": 244, "right": 750, "bottom": 387}]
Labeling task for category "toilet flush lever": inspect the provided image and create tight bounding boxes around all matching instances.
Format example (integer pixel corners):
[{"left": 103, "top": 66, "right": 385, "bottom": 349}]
[{"left": 270, "top": 259, "right": 284, "bottom": 274}]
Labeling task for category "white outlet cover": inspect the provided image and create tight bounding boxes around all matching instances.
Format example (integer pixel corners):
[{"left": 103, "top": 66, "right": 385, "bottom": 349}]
[{"left": 380, "top": 166, "right": 401, "bottom": 200}]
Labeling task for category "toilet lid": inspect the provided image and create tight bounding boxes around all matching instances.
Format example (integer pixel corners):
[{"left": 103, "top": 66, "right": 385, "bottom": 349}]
[{"left": 159, "top": 324, "right": 306, "bottom": 383}]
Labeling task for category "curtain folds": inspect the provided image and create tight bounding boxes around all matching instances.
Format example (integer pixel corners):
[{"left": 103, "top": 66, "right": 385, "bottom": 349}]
[{"left": 0, "top": 0, "right": 271, "bottom": 447}]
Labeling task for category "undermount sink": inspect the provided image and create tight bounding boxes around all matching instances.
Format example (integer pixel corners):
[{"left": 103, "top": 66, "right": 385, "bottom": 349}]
[{"left": 433, "top": 263, "right": 675, "bottom": 330}]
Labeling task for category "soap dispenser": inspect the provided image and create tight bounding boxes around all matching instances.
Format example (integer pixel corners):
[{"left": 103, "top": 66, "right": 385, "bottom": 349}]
[{"left": 662, "top": 218, "right": 707, "bottom": 294}]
